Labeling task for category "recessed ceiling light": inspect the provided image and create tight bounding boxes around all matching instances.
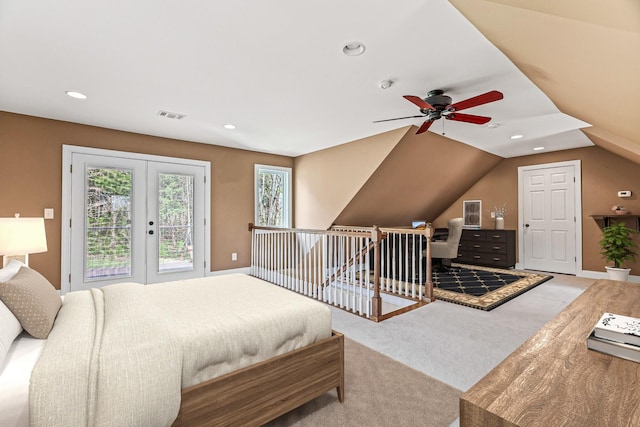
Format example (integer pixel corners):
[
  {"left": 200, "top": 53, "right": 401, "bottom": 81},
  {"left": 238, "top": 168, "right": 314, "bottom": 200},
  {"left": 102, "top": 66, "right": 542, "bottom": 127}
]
[
  {"left": 342, "top": 42, "right": 366, "bottom": 56},
  {"left": 510, "top": 134, "right": 524, "bottom": 140},
  {"left": 65, "top": 91, "right": 87, "bottom": 99},
  {"left": 533, "top": 146, "right": 545, "bottom": 151},
  {"left": 379, "top": 80, "right": 393, "bottom": 89},
  {"left": 223, "top": 124, "right": 236, "bottom": 130}
]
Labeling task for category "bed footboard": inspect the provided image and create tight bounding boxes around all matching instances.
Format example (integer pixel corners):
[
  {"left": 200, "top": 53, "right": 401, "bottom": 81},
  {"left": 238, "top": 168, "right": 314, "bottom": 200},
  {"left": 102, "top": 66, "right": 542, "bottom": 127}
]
[{"left": 173, "top": 331, "right": 344, "bottom": 426}]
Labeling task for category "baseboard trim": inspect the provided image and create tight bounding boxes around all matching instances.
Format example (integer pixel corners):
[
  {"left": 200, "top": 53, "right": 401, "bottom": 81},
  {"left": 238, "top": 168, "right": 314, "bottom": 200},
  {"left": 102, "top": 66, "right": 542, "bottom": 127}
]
[
  {"left": 579, "top": 269, "right": 640, "bottom": 283},
  {"left": 513, "top": 263, "right": 640, "bottom": 283},
  {"left": 207, "top": 267, "right": 251, "bottom": 276}
]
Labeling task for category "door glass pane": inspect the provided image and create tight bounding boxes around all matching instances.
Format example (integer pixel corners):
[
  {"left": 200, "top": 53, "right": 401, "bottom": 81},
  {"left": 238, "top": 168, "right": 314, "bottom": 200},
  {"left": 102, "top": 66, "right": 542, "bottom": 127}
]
[
  {"left": 158, "top": 173, "right": 194, "bottom": 273},
  {"left": 85, "top": 167, "right": 133, "bottom": 280}
]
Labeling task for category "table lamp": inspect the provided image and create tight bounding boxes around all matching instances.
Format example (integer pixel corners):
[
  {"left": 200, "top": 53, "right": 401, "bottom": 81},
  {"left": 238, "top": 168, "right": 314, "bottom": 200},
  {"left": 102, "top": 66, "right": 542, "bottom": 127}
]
[{"left": 0, "top": 215, "right": 48, "bottom": 267}]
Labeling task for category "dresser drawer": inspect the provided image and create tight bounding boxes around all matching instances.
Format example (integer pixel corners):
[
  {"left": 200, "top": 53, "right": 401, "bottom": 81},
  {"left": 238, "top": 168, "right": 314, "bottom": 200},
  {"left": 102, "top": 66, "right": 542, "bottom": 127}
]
[
  {"left": 485, "top": 231, "right": 508, "bottom": 243},
  {"left": 464, "top": 230, "right": 486, "bottom": 241},
  {"left": 467, "top": 241, "right": 508, "bottom": 254},
  {"left": 466, "top": 252, "right": 511, "bottom": 267}
]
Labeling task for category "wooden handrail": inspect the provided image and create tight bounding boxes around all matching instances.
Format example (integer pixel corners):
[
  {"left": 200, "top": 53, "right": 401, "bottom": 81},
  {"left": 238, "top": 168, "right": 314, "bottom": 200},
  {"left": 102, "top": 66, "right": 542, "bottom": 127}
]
[
  {"left": 321, "top": 240, "right": 376, "bottom": 290},
  {"left": 249, "top": 223, "right": 434, "bottom": 320},
  {"left": 251, "top": 223, "right": 372, "bottom": 238}
]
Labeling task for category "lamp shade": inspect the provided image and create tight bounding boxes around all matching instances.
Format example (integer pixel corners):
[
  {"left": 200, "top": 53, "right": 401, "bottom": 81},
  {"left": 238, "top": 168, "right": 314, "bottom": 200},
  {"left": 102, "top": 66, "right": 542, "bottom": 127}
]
[{"left": 0, "top": 217, "right": 48, "bottom": 256}]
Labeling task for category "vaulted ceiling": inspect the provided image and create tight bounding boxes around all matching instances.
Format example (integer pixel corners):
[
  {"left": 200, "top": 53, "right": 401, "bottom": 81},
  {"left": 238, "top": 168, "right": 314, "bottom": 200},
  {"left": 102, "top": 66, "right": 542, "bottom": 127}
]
[
  {"left": 450, "top": 0, "right": 640, "bottom": 164},
  {"left": 0, "top": 1, "right": 637, "bottom": 161}
]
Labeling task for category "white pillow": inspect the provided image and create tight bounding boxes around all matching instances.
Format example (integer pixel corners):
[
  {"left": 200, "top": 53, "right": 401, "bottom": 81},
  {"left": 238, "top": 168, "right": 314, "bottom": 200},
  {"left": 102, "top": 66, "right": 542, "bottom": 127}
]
[
  {"left": 0, "top": 298, "right": 23, "bottom": 368},
  {"left": 0, "top": 260, "right": 25, "bottom": 282},
  {"left": 0, "top": 260, "right": 26, "bottom": 367}
]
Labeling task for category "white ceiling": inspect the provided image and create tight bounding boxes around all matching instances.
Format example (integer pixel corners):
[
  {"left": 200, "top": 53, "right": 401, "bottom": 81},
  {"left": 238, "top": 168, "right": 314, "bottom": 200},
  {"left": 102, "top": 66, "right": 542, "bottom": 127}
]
[{"left": 0, "top": 0, "right": 593, "bottom": 157}]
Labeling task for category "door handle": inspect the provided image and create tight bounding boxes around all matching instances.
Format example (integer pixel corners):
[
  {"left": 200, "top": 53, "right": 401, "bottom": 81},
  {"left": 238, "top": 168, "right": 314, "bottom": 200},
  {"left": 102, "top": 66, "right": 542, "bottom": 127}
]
[
  {"left": 525, "top": 224, "right": 530, "bottom": 228},
  {"left": 148, "top": 230, "right": 154, "bottom": 235}
]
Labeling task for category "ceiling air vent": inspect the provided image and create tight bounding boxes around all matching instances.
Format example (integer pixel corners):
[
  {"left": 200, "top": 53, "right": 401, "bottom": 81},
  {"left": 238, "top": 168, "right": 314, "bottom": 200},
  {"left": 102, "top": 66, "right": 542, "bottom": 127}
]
[{"left": 157, "top": 110, "right": 186, "bottom": 120}]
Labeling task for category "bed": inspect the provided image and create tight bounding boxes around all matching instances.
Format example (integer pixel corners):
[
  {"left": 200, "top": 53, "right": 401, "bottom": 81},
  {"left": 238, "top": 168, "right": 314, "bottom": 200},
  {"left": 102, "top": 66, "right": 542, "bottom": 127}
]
[{"left": 0, "top": 262, "right": 344, "bottom": 427}]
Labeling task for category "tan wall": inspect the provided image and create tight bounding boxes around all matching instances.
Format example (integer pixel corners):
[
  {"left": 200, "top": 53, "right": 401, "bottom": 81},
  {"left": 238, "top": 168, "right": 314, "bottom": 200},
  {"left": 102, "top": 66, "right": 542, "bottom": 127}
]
[
  {"left": 294, "top": 127, "right": 408, "bottom": 229},
  {"left": 333, "top": 129, "right": 502, "bottom": 227},
  {"left": 0, "top": 112, "right": 293, "bottom": 288},
  {"left": 294, "top": 125, "right": 502, "bottom": 229},
  {"left": 435, "top": 146, "right": 640, "bottom": 274}
]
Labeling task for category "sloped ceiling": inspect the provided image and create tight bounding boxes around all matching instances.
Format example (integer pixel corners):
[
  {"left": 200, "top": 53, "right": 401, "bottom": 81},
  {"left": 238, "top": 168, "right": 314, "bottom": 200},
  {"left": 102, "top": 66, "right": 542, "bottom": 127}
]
[
  {"left": 450, "top": 0, "right": 640, "bottom": 164},
  {"left": 333, "top": 129, "right": 501, "bottom": 227},
  {"left": 0, "top": 0, "right": 593, "bottom": 158}
]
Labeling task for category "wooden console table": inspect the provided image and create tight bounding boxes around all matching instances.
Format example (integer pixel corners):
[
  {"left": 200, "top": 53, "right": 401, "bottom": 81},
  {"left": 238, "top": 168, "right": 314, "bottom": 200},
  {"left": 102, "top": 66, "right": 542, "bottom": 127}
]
[
  {"left": 460, "top": 279, "right": 640, "bottom": 427},
  {"left": 590, "top": 213, "right": 640, "bottom": 231}
]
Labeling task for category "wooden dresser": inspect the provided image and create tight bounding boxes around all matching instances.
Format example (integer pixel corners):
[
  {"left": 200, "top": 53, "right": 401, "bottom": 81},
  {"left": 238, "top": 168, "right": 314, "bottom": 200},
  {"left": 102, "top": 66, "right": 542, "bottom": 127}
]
[
  {"left": 455, "top": 229, "right": 515, "bottom": 268},
  {"left": 460, "top": 279, "right": 640, "bottom": 427}
]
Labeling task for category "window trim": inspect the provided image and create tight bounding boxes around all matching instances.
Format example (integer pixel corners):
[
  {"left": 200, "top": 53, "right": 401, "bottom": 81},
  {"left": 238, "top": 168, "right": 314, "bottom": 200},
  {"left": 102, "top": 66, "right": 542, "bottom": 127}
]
[{"left": 254, "top": 164, "right": 292, "bottom": 228}]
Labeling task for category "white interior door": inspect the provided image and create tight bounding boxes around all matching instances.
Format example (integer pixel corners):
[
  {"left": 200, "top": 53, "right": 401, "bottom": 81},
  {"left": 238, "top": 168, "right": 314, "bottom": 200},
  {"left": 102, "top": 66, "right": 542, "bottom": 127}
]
[
  {"left": 68, "top": 152, "right": 207, "bottom": 291},
  {"left": 520, "top": 163, "right": 578, "bottom": 274}
]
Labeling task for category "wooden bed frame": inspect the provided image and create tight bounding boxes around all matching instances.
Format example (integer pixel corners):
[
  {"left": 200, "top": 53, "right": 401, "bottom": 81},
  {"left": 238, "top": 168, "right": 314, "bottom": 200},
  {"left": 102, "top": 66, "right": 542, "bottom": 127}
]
[{"left": 173, "top": 331, "right": 344, "bottom": 426}]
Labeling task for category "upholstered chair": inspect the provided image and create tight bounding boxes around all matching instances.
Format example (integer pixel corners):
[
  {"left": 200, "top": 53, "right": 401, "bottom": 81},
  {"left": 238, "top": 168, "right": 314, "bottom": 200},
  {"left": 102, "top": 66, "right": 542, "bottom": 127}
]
[{"left": 430, "top": 217, "right": 464, "bottom": 270}]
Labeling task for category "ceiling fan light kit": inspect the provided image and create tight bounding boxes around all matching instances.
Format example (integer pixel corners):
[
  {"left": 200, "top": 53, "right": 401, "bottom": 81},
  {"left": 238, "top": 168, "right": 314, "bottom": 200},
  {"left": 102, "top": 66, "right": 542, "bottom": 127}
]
[{"left": 374, "top": 89, "right": 504, "bottom": 134}]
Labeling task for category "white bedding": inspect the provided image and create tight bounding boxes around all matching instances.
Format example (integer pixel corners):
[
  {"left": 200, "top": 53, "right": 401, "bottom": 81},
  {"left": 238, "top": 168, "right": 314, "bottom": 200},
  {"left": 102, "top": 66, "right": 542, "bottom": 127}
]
[
  {"left": 0, "top": 333, "right": 45, "bottom": 427},
  {"left": 24, "top": 273, "right": 331, "bottom": 426}
]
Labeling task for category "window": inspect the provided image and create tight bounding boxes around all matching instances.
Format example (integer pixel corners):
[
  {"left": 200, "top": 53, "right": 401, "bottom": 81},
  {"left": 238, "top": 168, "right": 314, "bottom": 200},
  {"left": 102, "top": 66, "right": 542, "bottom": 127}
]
[{"left": 255, "top": 165, "right": 291, "bottom": 228}]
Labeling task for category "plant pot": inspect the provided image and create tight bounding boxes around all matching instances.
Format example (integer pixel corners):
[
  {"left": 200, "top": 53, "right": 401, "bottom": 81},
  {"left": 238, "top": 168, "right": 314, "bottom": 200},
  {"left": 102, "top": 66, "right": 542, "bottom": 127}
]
[{"left": 605, "top": 266, "right": 631, "bottom": 281}]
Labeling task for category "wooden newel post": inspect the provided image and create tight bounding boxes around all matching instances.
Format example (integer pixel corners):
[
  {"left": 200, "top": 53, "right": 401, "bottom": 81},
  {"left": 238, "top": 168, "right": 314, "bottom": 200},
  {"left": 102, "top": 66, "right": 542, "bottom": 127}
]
[
  {"left": 424, "top": 225, "right": 435, "bottom": 302},
  {"left": 371, "top": 225, "right": 382, "bottom": 321}
]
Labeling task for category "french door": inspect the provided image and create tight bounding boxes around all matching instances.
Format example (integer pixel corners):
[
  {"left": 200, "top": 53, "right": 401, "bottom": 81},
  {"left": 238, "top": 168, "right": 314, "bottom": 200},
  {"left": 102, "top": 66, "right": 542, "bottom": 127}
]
[
  {"left": 519, "top": 161, "right": 581, "bottom": 274},
  {"left": 64, "top": 148, "right": 209, "bottom": 292}
]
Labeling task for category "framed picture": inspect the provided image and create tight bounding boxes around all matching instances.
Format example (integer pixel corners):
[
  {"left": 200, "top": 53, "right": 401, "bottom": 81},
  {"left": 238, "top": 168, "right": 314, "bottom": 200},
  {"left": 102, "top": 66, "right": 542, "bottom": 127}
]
[{"left": 463, "top": 200, "right": 482, "bottom": 228}]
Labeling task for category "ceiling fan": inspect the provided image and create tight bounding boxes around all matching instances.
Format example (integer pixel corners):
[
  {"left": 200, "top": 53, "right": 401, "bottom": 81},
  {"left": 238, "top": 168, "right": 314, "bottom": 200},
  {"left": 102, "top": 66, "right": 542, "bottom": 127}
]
[{"left": 374, "top": 89, "right": 504, "bottom": 134}]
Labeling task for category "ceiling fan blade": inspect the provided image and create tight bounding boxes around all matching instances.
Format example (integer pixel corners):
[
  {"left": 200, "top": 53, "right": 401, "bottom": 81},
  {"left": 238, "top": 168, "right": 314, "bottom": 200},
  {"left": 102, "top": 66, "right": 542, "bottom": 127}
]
[
  {"left": 446, "top": 113, "right": 492, "bottom": 125},
  {"left": 403, "top": 95, "right": 434, "bottom": 110},
  {"left": 448, "top": 90, "right": 503, "bottom": 112},
  {"left": 415, "top": 120, "right": 434, "bottom": 134},
  {"left": 373, "top": 115, "right": 425, "bottom": 123}
]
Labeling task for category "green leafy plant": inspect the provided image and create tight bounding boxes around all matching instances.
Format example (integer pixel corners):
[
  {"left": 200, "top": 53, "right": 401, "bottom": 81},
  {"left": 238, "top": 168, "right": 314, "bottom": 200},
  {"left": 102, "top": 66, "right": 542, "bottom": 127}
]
[{"left": 599, "top": 221, "right": 638, "bottom": 268}]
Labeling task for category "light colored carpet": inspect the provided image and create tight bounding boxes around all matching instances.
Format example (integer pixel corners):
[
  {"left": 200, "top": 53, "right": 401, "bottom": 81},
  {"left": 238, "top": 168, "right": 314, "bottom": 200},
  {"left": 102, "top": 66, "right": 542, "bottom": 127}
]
[
  {"left": 330, "top": 273, "right": 594, "bottom": 427},
  {"left": 330, "top": 273, "right": 593, "bottom": 392},
  {"left": 267, "top": 338, "right": 461, "bottom": 427}
]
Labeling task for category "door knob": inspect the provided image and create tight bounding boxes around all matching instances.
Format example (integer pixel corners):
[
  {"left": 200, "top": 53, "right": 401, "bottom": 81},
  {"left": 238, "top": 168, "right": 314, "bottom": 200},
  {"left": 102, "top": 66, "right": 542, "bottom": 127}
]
[
  {"left": 148, "top": 230, "right": 154, "bottom": 235},
  {"left": 525, "top": 224, "right": 530, "bottom": 228}
]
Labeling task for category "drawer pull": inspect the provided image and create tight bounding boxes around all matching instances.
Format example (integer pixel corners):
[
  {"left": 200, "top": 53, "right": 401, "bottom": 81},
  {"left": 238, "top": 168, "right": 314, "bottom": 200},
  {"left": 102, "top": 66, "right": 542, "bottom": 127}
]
[
  {"left": 473, "top": 255, "right": 481, "bottom": 259},
  {"left": 474, "top": 245, "right": 481, "bottom": 248},
  {"left": 493, "top": 246, "right": 501, "bottom": 250},
  {"left": 493, "top": 257, "right": 501, "bottom": 261},
  {"left": 492, "top": 235, "right": 502, "bottom": 239},
  {"left": 473, "top": 234, "right": 481, "bottom": 237}
]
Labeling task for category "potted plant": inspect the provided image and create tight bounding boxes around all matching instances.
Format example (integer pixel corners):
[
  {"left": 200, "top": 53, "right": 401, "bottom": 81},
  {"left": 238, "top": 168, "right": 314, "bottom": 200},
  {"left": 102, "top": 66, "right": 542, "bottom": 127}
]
[{"left": 599, "top": 221, "right": 638, "bottom": 281}]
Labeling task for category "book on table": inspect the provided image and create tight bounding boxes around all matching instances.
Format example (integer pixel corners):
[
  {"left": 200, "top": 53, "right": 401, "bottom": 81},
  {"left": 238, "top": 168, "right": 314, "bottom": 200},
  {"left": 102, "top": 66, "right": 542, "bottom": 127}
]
[
  {"left": 592, "top": 312, "right": 640, "bottom": 346},
  {"left": 587, "top": 332, "right": 640, "bottom": 363}
]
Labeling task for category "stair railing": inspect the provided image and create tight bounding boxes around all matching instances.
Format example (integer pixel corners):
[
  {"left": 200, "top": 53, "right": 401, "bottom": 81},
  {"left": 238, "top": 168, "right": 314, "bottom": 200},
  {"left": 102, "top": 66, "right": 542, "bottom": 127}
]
[{"left": 249, "top": 223, "right": 432, "bottom": 321}]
